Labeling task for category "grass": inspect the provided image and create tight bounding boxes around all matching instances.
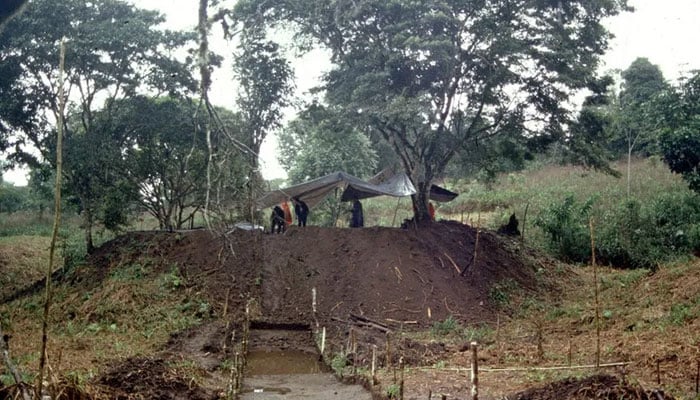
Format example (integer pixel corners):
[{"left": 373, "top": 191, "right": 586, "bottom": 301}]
[{"left": 0, "top": 254, "right": 208, "bottom": 380}]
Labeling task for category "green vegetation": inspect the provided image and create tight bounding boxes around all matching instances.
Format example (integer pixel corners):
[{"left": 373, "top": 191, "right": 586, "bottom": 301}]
[{"left": 453, "top": 158, "right": 700, "bottom": 268}]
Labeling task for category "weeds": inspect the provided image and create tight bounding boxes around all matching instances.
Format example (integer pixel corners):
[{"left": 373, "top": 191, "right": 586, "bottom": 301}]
[{"left": 431, "top": 316, "right": 459, "bottom": 337}]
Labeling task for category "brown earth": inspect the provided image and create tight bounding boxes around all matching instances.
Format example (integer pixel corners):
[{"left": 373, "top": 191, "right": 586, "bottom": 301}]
[{"left": 3, "top": 221, "right": 670, "bottom": 399}]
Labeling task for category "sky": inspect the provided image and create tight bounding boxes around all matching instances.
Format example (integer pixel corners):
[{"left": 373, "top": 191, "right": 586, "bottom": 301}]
[{"left": 4, "top": 0, "right": 700, "bottom": 186}]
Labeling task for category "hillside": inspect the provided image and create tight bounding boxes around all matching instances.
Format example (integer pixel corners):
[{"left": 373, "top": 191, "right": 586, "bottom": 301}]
[{"left": 1, "top": 201, "right": 698, "bottom": 398}]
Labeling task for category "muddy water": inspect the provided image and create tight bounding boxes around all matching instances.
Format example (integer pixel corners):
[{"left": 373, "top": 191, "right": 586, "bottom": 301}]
[{"left": 240, "top": 330, "right": 372, "bottom": 400}]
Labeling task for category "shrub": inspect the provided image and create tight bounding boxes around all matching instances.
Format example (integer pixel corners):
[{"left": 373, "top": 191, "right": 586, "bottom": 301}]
[{"left": 534, "top": 194, "right": 596, "bottom": 263}]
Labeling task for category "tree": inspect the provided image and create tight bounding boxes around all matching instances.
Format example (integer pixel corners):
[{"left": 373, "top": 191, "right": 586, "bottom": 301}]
[
  {"left": 610, "top": 58, "right": 668, "bottom": 195},
  {"left": 105, "top": 96, "right": 246, "bottom": 230},
  {"left": 658, "top": 71, "right": 700, "bottom": 192},
  {"left": 236, "top": 0, "right": 630, "bottom": 222},
  {"left": 278, "top": 104, "right": 378, "bottom": 183},
  {"left": 0, "top": 0, "right": 196, "bottom": 251}
]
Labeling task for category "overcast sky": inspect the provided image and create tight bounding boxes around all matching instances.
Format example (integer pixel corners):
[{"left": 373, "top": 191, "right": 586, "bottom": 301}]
[{"left": 4, "top": 0, "right": 700, "bottom": 185}]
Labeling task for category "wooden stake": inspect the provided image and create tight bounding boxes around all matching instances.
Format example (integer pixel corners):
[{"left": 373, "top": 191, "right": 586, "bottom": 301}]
[
  {"left": 312, "top": 287, "right": 317, "bottom": 313},
  {"left": 386, "top": 332, "right": 392, "bottom": 369},
  {"left": 590, "top": 218, "right": 601, "bottom": 369},
  {"left": 695, "top": 359, "right": 699, "bottom": 395},
  {"left": 567, "top": 338, "right": 572, "bottom": 367},
  {"left": 320, "top": 327, "right": 326, "bottom": 355},
  {"left": 399, "top": 356, "right": 405, "bottom": 400},
  {"left": 470, "top": 341, "right": 479, "bottom": 400},
  {"left": 371, "top": 345, "right": 377, "bottom": 385},
  {"left": 656, "top": 359, "right": 661, "bottom": 385}
]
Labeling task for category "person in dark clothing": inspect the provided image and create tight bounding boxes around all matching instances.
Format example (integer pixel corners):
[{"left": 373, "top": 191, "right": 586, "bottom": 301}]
[
  {"left": 270, "top": 205, "right": 286, "bottom": 233},
  {"left": 293, "top": 197, "right": 309, "bottom": 226},
  {"left": 350, "top": 199, "right": 364, "bottom": 228}
]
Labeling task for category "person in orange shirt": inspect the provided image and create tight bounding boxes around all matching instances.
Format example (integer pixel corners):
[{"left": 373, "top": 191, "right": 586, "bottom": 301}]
[{"left": 281, "top": 201, "right": 293, "bottom": 226}]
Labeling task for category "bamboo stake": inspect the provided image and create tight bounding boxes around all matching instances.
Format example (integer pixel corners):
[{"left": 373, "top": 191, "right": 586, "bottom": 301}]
[
  {"left": 470, "top": 342, "right": 479, "bottom": 400},
  {"left": 399, "top": 356, "right": 405, "bottom": 400},
  {"left": 386, "top": 332, "right": 392, "bottom": 369},
  {"left": 320, "top": 327, "right": 326, "bottom": 355},
  {"left": 589, "top": 218, "right": 601, "bottom": 369},
  {"left": 461, "top": 212, "right": 481, "bottom": 276},
  {"left": 371, "top": 345, "right": 377, "bottom": 385},
  {"left": 38, "top": 38, "right": 67, "bottom": 400}
]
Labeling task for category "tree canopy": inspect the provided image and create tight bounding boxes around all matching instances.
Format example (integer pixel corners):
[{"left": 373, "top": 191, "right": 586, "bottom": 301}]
[
  {"left": 657, "top": 71, "right": 700, "bottom": 192},
  {"left": 0, "top": 0, "right": 196, "bottom": 250},
  {"left": 236, "top": 0, "right": 630, "bottom": 221}
]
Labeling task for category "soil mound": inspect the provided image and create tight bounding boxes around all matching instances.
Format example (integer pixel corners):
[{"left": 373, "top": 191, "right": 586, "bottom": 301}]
[
  {"left": 505, "top": 374, "right": 675, "bottom": 400},
  {"left": 88, "top": 221, "right": 545, "bottom": 328}
]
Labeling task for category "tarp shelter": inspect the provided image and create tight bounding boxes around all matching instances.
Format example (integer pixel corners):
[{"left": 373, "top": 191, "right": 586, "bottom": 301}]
[{"left": 256, "top": 171, "right": 417, "bottom": 210}]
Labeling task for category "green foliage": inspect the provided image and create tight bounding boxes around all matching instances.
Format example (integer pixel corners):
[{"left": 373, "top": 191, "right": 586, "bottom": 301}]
[
  {"left": 658, "top": 71, "right": 700, "bottom": 192},
  {"left": 278, "top": 104, "right": 378, "bottom": 184},
  {"left": 330, "top": 351, "right": 348, "bottom": 377},
  {"left": 431, "top": 316, "right": 459, "bottom": 337},
  {"left": 535, "top": 195, "right": 596, "bottom": 263},
  {"left": 1, "top": 0, "right": 196, "bottom": 250},
  {"left": 238, "top": 0, "right": 629, "bottom": 221},
  {"left": 597, "top": 192, "right": 700, "bottom": 269},
  {"left": 385, "top": 383, "right": 400, "bottom": 399}
]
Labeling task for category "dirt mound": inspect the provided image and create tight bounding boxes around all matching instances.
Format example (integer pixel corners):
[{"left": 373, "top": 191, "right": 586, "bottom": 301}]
[
  {"left": 505, "top": 374, "right": 675, "bottom": 400},
  {"left": 98, "top": 357, "right": 217, "bottom": 400},
  {"left": 87, "top": 221, "right": 545, "bottom": 329}
]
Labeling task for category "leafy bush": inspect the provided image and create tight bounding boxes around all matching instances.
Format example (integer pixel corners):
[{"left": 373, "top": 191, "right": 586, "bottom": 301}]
[
  {"left": 534, "top": 195, "right": 596, "bottom": 263},
  {"left": 597, "top": 192, "right": 700, "bottom": 269}
]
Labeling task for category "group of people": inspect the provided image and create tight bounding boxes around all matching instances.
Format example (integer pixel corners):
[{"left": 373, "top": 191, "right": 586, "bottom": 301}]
[
  {"left": 270, "top": 197, "right": 436, "bottom": 233},
  {"left": 270, "top": 197, "right": 309, "bottom": 234}
]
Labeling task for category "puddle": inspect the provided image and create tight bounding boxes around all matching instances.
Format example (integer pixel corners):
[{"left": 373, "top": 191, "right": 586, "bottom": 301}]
[{"left": 245, "top": 350, "right": 324, "bottom": 375}]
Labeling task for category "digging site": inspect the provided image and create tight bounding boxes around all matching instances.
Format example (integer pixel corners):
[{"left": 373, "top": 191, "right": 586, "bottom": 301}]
[{"left": 2, "top": 221, "right": 675, "bottom": 399}]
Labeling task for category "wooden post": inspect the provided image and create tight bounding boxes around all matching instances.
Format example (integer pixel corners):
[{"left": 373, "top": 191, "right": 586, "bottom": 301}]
[
  {"left": 695, "top": 359, "right": 699, "bottom": 395},
  {"left": 399, "top": 356, "right": 405, "bottom": 400},
  {"left": 470, "top": 341, "right": 479, "bottom": 400},
  {"left": 590, "top": 218, "right": 601, "bottom": 369},
  {"left": 233, "top": 352, "right": 240, "bottom": 395},
  {"left": 353, "top": 330, "right": 358, "bottom": 375},
  {"left": 567, "top": 338, "right": 572, "bottom": 367},
  {"left": 656, "top": 359, "right": 661, "bottom": 385},
  {"left": 312, "top": 287, "right": 318, "bottom": 327},
  {"left": 320, "top": 327, "right": 326, "bottom": 355},
  {"left": 386, "top": 332, "right": 392, "bottom": 369},
  {"left": 371, "top": 345, "right": 377, "bottom": 385}
]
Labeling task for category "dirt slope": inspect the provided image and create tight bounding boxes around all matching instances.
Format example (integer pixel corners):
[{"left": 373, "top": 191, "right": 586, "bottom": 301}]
[{"left": 89, "top": 221, "right": 545, "bottom": 329}]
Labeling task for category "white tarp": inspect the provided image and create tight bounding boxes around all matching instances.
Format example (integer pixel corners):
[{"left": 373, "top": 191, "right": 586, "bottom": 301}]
[{"left": 256, "top": 171, "right": 417, "bottom": 210}]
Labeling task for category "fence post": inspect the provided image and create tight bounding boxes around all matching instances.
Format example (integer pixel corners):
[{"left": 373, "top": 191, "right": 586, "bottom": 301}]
[{"left": 470, "top": 341, "right": 479, "bottom": 400}]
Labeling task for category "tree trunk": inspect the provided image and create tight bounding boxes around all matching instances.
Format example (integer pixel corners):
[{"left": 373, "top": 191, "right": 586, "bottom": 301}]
[{"left": 412, "top": 181, "right": 432, "bottom": 224}]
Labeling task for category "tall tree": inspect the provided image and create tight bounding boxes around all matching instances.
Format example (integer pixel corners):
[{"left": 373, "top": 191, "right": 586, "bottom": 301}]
[
  {"left": 278, "top": 103, "right": 378, "bottom": 183},
  {"left": 657, "top": 71, "right": 700, "bottom": 192},
  {"left": 236, "top": 0, "right": 630, "bottom": 222},
  {"left": 0, "top": 0, "right": 196, "bottom": 251},
  {"left": 611, "top": 58, "right": 668, "bottom": 195},
  {"left": 106, "top": 96, "right": 246, "bottom": 230}
]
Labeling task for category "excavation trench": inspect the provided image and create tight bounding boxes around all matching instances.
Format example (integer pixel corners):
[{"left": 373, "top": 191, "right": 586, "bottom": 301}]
[{"left": 239, "top": 324, "right": 372, "bottom": 399}]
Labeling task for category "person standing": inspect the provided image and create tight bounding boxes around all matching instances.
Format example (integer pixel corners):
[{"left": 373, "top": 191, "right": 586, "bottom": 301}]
[
  {"left": 270, "top": 205, "right": 286, "bottom": 233},
  {"left": 350, "top": 199, "right": 364, "bottom": 228},
  {"left": 293, "top": 197, "right": 309, "bottom": 226},
  {"left": 281, "top": 201, "right": 293, "bottom": 226}
]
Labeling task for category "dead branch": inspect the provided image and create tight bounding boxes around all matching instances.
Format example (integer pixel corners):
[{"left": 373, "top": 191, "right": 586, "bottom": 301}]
[
  {"left": 443, "top": 252, "right": 461, "bottom": 274},
  {"left": 349, "top": 313, "right": 392, "bottom": 333}
]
